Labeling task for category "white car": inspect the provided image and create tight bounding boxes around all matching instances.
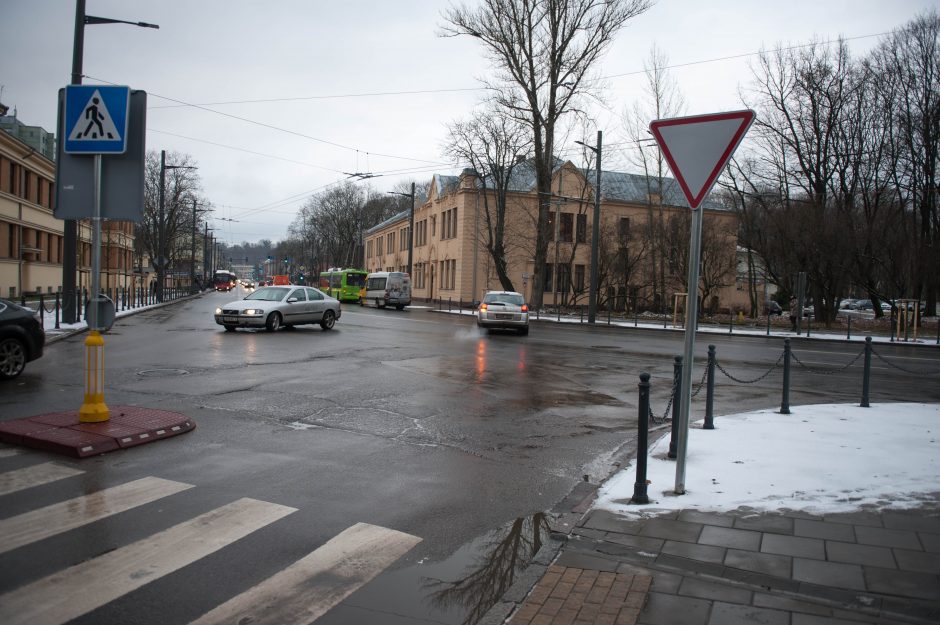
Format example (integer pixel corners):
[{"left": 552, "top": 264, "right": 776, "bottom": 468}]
[
  {"left": 477, "top": 290, "right": 529, "bottom": 335},
  {"left": 215, "top": 285, "right": 340, "bottom": 332}
]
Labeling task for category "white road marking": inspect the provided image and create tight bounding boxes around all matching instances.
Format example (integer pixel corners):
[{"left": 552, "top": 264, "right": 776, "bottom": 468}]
[
  {"left": 0, "top": 497, "right": 296, "bottom": 625},
  {"left": 0, "top": 476, "right": 194, "bottom": 555},
  {"left": 0, "top": 462, "right": 83, "bottom": 496},
  {"left": 0, "top": 448, "right": 22, "bottom": 458},
  {"left": 189, "top": 522, "right": 422, "bottom": 625}
]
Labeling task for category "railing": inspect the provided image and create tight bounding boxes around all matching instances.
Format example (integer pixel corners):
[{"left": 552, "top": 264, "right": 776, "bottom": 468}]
[{"left": 19, "top": 285, "right": 202, "bottom": 330}]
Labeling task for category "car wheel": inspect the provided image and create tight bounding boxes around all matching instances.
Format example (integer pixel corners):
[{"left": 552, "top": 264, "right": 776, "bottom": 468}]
[
  {"left": 0, "top": 336, "right": 27, "bottom": 379},
  {"left": 223, "top": 324, "right": 236, "bottom": 332},
  {"left": 265, "top": 312, "right": 283, "bottom": 332},
  {"left": 320, "top": 310, "right": 336, "bottom": 330},
  {"left": 518, "top": 326, "right": 529, "bottom": 336},
  {"left": 396, "top": 304, "right": 405, "bottom": 311}
]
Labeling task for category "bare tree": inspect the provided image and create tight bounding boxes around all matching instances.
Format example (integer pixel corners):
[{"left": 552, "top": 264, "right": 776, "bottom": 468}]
[
  {"left": 623, "top": 44, "right": 685, "bottom": 311},
  {"left": 441, "top": 0, "right": 652, "bottom": 310},
  {"left": 444, "top": 107, "right": 533, "bottom": 291}
]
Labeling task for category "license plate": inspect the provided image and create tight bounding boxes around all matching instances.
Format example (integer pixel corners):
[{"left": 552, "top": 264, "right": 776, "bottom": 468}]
[
  {"left": 495, "top": 314, "right": 512, "bottom": 320},
  {"left": 222, "top": 316, "right": 238, "bottom": 323}
]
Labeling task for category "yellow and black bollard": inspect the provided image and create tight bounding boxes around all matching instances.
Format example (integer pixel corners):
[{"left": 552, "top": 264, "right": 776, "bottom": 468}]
[{"left": 78, "top": 330, "right": 109, "bottom": 422}]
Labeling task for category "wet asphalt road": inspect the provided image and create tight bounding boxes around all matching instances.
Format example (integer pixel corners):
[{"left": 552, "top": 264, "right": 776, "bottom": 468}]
[{"left": 2, "top": 289, "right": 938, "bottom": 624}]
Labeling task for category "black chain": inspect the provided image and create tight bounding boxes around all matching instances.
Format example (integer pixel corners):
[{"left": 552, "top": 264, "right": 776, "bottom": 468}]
[
  {"left": 715, "top": 351, "right": 785, "bottom": 384},
  {"left": 649, "top": 365, "right": 709, "bottom": 423},
  {"left": 790, "top": 346, "right": 865, "bottom": 375},
  {"left": 871, "top": 347, "right": 940, "bottom": 376}
]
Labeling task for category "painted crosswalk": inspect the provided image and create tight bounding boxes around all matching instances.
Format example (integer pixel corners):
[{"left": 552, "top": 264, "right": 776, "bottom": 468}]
[
  {"left": 0, "top": 455, "right": 422, "bottom": 625},
  {"left": 0, "top": 461, "right": 83, "bottom": 496}
]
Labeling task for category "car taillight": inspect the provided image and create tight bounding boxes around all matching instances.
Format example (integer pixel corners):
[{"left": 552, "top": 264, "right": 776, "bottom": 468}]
[
  {"left": 480, "top": 303, "right": 488, "bottom": 311},
  {"left": 521, "top": 304, "right": 528, "bottom": 312}
]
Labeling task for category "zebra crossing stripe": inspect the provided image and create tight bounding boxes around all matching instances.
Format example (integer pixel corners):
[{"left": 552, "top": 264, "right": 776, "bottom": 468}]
[
  {"left": 0, "top": 497, "right": 296, "bottom": 625},
  {"left": 0, "top": 462, "right": 83, "bottom": 496},
  {"left": 189, "top": 522, "right": 422, "bottom": 625},
  {"left": 0, "top": 449, "right": 22, "bottom": 458},
  {"left": 0, "top": 476, "right": 194, "bottom": 555}
]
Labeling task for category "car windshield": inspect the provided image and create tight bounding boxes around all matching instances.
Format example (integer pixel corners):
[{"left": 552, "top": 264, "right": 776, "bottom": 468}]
[
  {"left": 244, "top": 287, "right": 289, "bottom": 302},
  {"left": 485, "top": 293, "right": 524, "bottom": 306}
]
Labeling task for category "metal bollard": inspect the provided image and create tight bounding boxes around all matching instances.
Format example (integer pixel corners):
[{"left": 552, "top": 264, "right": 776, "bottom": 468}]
[
  {"left": 448, "top": 297, "right": 452, "bottom": 312},
  {"left": 766, "top": 313, "right": 770, "bottom": 336},
  {"left": 861, "top": 336, "right": 872, "bottom": 407},
  {"left": 847, "top": 316, "right": 851, "bottom": 340},
  {"left": 580, "top": 305, "right": 584, "bottom": 323},
  {"left": 54, "top": 292, "right": 60, "bottom": 329},
  {"left": 38, "top": 294, "right": 44, "bottom": 327},
  {"left": 780, "top": 339, "right": 791, "bottom": 414},
  {"left": 704, "top": 345, "right": 716, "bottom": 429},
  {"left": 632, "top": 372, "right": 651, "bottom": 504},
  {"left": 668, "top": 356, "right": 682, "bottom": 459},
  {"left": 729, "top": 313, "right": 734, "bottom": 334}
]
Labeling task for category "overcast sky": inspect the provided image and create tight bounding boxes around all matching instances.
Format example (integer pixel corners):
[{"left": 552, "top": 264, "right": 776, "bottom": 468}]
[{"left": 2, "top": 1, "right": 936, "bottom": 245}]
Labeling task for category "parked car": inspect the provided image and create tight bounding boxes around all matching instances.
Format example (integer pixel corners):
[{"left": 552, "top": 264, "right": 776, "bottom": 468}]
[
  {"left": 764, "top": 300, "right": 782, "bottom": 316},
  {"left": 214, "top": 285, "right": 340, "bottom": 332},
  {"left": 0, "top": 298, "right": 45, "bottom": 379},
  {"left": 477, "top": 291, "right": 529, "bottom": 335}
]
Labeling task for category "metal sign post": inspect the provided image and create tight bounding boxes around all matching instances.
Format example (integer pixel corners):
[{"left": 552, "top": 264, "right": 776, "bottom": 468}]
[{"left": 649, "top": 110, "right": 756, "bottom": 494}]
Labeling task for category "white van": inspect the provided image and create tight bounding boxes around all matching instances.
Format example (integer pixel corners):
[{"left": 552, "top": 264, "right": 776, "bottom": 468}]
[{"left": 363, "top": 271, "right": 412, "bottom": 310}]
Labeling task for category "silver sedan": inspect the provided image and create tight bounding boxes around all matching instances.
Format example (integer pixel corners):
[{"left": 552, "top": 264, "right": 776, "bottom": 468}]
[{"left": 215, "top": 285, "right": 341, "bottom": 332}]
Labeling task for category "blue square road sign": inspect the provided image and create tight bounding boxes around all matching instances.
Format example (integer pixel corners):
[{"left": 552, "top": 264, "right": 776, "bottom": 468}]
[{"left": 64, "top": 85, "right": 130, "bottom": 154}]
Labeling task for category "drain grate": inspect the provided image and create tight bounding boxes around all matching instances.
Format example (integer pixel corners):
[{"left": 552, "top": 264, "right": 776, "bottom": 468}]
[{"left": 136, "top": 368, "right": 190, "bottom": 377}]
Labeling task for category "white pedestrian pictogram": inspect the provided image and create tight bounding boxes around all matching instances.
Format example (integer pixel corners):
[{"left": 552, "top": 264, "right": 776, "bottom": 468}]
[{"left": 67, "top": 89, "right": 122, "bottom": 142}]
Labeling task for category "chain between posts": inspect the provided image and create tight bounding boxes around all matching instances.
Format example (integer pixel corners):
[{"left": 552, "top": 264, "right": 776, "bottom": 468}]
[
  {"left": 715, "top": 351, "right": 785, "bottom": 384},
  {"left": 790, "top": 346, "right": 866, "bottom": 375},
  {"left": 871, "top": 347, "right": 940, "bottom": 376},
  {"left": 649, "top": 364, "right": 709, "bottom": 424}
]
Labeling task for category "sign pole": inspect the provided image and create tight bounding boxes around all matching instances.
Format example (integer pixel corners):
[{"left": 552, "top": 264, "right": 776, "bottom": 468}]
[
  {"left": 648, "top": 109, "right": 756, "bottom": 496},
  {"left": 674, "top": 205, "right": 703, "bottom": 493},
  {"left": 78, "top": 154, "right": 109, "bottom": 422}
]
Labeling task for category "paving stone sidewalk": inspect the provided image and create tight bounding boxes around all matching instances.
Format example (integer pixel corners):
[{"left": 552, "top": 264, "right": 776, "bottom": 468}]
[{"left": 515, "top": 503, "right": 940, "bottom": 625}]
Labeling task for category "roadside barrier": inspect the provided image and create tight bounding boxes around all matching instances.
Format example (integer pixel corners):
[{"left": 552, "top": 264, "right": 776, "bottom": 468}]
[
  {"left": 642, "top": 336, "right": 939, "bottom": 430},
  {"left": 19, "top": 285, "right": 199, "bottom": 329}
]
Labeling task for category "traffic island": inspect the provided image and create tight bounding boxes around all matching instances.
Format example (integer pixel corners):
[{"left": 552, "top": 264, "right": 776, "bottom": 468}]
[{"left": 0, "top": 406, "right": 195, "bottom": 458}]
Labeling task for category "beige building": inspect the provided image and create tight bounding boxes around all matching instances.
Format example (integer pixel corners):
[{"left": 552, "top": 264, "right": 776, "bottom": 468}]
[
  {"left": 1, "top": 115, "right": 139, "bottom": 301},
  {"left": 365, "top": 159, "right": 742, "bottom": 312}
]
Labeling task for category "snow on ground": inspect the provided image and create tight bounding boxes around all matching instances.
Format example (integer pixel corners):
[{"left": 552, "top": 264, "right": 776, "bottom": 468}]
[{"left": 596, "top": 403, "right": 940, "bottom": 516}]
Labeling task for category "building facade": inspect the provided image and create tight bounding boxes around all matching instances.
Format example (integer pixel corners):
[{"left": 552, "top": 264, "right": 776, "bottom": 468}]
[{"left": 365, "top": 159, "right": 743, "bottom": 312}]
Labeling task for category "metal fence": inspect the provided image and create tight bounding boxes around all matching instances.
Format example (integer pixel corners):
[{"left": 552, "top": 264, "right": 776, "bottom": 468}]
[{"left": 19, "top": 285, "right": 196, "bottom": 330}]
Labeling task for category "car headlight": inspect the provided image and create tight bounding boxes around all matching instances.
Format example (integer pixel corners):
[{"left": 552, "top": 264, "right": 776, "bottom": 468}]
[
  {"left": 244, "top": 309, "right": 263, "bottom": 315},
  {"left": 215, "top": 307, "right": 222, "bottom": 315}
]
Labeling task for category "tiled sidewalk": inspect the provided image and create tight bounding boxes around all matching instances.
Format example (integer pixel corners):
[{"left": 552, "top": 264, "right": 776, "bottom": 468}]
[
  {"left": 507, "top": 565, "right": 652, "bottom": 625},
  {"left": 547, "top": 505, "right": 940, "bottom": 625}
]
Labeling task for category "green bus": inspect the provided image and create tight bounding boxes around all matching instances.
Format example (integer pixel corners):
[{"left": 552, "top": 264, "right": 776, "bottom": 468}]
[{"left": 318, "top": 268, "right": 368, "bottom": 303}]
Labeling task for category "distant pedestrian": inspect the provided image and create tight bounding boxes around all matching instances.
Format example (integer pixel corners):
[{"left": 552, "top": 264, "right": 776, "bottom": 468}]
[{"left": 789, "top": 296, "right": 798, "bottom": 331}]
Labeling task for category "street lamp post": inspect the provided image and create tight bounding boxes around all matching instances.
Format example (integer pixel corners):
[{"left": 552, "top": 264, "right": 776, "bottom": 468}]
[
  {"left": 156, "top": 150, "right": 196, "bottom": 302},
  {"left": 63, "top": 0, "right": 158, "bottom": 323},
  {"left": 388, "top": 182, "right": 416, "bottom": 275},
  {"left": 576, "top": 130, "right": 602, "bottom": 324}
]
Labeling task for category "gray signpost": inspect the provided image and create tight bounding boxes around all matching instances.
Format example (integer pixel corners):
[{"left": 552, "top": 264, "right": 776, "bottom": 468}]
[
  {"left": 649, "top": 110, "right": 755, "bottom": 494},
  {"left": 57, "top": 84, "right": 145, "bottom": 422}
]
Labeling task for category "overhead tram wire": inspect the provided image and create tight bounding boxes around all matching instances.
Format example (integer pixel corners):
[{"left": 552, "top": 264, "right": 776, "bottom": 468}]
[{"left": 85, "top": 74, "right": 452, "bottom": 168}]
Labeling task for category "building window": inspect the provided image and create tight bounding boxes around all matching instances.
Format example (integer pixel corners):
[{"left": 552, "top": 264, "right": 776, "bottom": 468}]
[
  {"left": 387, "top": 232, "right": 395, "bottom": 253},
  {"left": 557, "top": 264, "right": 570, "bottom": 295},
  {"left": 619, "top": 217, "right": 631, "bottom": 240},
  {"left": 431, "top": 215, "right": 436, "bottom": 237},
  {"left": 575, "top": 264, "right": 585, "bottom": 292},
  {"left": 376, "top": 237, "right": 383, "bottom": 257},
  {"left": 543, "top": 263, "right": 553, "bottom": 293},
  {"left": 366, "top": 240, "right": 373, "bottom": 259},
  {"left": 560, "top": 213, "right": 573, "bottom": 243},
  {"left": 577, "top": 214, "right": 587, "bottom": 243}
]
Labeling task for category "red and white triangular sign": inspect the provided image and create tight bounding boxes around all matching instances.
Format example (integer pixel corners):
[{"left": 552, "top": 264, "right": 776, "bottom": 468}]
[{"left": 649, "top": 110, "right": 755, "bottom": 209}]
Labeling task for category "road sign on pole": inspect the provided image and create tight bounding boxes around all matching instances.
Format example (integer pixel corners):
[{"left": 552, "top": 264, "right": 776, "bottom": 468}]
[
  {"left": 64, "top": 85, "right": 130, "bottom": 154},
  {"left": 650, "top": 110, "right": 755, "bottom": 209},
  {"left": 649, "top": 110, "right": 755, "bottom": 495}
]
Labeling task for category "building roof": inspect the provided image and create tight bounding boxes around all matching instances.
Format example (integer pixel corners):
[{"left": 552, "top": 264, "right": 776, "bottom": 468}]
[{"left": 364, "top": 209, "right": 410, "bottom": 235}]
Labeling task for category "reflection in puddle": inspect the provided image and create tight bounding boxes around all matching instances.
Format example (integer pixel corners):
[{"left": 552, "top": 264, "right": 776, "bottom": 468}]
[{"left": 423, "top": 513, "right": 551, "bottom": 625}]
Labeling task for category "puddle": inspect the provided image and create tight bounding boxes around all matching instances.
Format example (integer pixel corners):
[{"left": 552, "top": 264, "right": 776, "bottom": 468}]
[{"left": 321, "top": 513, "right": 554, "bottom": 625}]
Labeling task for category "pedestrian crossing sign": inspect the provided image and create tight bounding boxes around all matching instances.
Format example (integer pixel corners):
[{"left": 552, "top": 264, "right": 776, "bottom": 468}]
[{"left": 64, "top": 85, "right": 130, "bottom": 154}]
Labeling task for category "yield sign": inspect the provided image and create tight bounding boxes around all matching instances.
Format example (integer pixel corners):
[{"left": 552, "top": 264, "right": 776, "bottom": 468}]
[{"left": 649, "top": 110, "right": 755, "bottom": 209}]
